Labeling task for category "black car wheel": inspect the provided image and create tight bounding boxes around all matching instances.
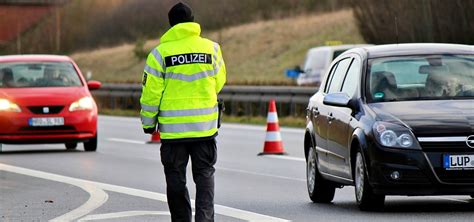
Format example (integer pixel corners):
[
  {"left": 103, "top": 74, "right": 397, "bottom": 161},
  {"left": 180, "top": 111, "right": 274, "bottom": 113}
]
[
  {"left": 307, "top": 146, "right": 336, "bottom": 203},
  {"left": 355, "top": 151, "right": 385, "bottom": 211},
  {"left": 84, "top": 134, "right": 97, "bottom": 152},
  {"left": 65, "top": 142, "right": 77, "bottom": 150}
]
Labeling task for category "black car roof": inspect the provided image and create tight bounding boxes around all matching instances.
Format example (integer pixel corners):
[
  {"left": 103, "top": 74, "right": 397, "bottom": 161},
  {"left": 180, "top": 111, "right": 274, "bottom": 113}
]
[{"left": 350, "top": 43, "right": 474, "bottom": 59}]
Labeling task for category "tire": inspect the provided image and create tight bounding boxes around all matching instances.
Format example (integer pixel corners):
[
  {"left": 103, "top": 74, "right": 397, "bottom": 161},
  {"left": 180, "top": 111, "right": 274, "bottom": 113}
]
[
  {"left": 307, "top": 146, "right": 336, "bottom": 203},
  {"left": 354, "top": 151, "right": 385, "bottom": 211},
  {"left": 470, "top": 195, "right": 474, "bottom": 199},
  {"left": 65, "top": 142, "right": 77, "bottom": 150},
  {"left": 84, "top": 134, "right": 97, "bottom": 152}
]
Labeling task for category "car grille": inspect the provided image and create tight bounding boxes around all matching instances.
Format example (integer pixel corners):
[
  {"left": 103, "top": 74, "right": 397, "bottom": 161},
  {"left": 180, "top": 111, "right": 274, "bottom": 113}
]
[
  {"left": 420, "top": 142, "right": 471, "bottom": 152},
  {"left": 28, "top": 106, "right": 64, "bottom": 114},
  {"left": 434, "top": 169, "right": 474, "bottom": 183}
]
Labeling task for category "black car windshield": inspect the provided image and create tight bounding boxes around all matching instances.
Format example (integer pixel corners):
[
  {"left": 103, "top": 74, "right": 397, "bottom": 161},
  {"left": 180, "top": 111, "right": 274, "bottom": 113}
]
[
  {"left": 366, "top": 54, "right": 474, "bottom": 102},
  {"left": 0, "top": 62, "right": 82, "bottom": 88}
]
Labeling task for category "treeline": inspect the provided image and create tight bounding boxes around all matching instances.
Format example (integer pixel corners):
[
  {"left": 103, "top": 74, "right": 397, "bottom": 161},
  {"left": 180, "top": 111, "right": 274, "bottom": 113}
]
[
  {"left": 352, "top": 0, "right": 474, "bottom": 44},
  {"left": 8, "top": 0, "right": 472, "bottom": 54},
  {"left": 4, "top": 0, "right": 350, "bottom": 54}
]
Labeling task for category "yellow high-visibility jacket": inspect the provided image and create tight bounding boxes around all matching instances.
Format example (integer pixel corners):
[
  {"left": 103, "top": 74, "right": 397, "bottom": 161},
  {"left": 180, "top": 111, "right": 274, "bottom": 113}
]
[{"left": 140, "top": 22, "right": 226, "bottom": 140}]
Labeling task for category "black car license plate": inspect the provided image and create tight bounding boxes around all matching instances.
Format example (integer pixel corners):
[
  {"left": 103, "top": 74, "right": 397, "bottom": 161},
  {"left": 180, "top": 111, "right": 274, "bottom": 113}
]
[{"left": 444, "top": 154, "right": 474, "bottom": 170}]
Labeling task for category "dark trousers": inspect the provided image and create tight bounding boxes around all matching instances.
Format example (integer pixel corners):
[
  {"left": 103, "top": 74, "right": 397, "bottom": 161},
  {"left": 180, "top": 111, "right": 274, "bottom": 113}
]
[{"left": 160, "top": 139, "right": 217, "bottom": 222}]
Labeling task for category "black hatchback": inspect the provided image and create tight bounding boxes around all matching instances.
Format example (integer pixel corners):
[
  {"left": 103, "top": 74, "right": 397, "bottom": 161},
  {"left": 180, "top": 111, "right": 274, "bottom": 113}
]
[{"left": 304, "top": 43, "right": 474, "bottom": 211}]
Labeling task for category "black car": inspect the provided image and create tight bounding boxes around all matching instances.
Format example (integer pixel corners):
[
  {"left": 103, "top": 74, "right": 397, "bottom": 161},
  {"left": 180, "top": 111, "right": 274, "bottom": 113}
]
[{"left": 304, "top": 43, "right": 474, "bottom": 211}]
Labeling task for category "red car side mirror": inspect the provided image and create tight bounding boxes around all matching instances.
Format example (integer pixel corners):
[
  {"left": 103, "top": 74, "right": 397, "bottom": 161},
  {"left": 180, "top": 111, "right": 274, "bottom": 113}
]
[{"left": 87, "top": 81, "right": 101, "bottom": 91}]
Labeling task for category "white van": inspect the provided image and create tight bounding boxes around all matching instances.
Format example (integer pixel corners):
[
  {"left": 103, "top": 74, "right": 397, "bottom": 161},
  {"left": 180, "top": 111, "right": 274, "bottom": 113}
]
[{"left": 289, "top": 44, "right": 372, "bottom": 86}]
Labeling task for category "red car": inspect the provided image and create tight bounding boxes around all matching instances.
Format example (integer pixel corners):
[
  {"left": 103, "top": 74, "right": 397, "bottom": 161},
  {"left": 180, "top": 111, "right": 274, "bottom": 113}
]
[{"left": 0, "top": 55, "right": 101, "bottom": 151}]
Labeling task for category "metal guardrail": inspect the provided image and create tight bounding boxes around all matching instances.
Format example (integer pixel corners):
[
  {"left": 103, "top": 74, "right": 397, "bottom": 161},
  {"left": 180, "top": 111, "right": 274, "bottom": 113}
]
[{"left": 91, "top": 84, "right": 318, "bottom": 117}]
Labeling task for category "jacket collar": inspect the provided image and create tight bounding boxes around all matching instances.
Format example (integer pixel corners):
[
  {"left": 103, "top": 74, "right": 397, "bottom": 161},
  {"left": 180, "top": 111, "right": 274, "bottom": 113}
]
[{"left": 160, "top": 22, "right": 201, "bottom": 43}]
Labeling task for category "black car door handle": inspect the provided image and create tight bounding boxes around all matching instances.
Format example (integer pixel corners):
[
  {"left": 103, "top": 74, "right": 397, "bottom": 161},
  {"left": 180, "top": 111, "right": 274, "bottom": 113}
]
[{"left": 327, "top": 113, "right": 335, "bottom": 121}]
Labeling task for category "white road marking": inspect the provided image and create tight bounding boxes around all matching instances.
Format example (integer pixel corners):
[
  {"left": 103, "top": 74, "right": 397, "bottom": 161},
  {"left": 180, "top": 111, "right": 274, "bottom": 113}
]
[
  {"left": 0, "top": 164, "right": 109, "bottom": 222},
  {"left": 79, "top": 211, "right": 171, "bottom": 221},
  {"left": 263, "top": 155, "right": 305, "bottom": 162},
  {"left": 51, "top": 184, "right": 109, "bottom": 222},
  {"left": 217, "top": 166, "right": 305, "bottom": 182},
  {"left": 0, "top": 163, "right": 290, "bottom": 222},
  {"left": 107, "top": 138, "right": 147, "bottom": 145}
]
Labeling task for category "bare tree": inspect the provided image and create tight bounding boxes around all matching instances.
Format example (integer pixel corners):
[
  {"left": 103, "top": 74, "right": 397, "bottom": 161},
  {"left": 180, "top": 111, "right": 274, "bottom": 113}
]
[{"left": 352, "top": 0, "right": 474, "bottom": 44}]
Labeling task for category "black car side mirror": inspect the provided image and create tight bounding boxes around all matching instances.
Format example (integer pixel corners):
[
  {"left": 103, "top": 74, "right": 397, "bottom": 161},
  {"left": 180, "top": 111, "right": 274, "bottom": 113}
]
[{"left": 323, "top": 92, "right": 352, "bottom": 107}]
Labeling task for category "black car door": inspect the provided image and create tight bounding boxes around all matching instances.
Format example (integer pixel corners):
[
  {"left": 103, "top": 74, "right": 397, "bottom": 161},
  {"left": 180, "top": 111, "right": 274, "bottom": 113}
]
[
  {"left": 310, "top": 63, "right": 338, "bottom": 174},
  {"left": 326, "top": 56, "right": 362, "bottom": 179},
  {"left": 318, "top": 58, "right": 352, "bottom": 176}
]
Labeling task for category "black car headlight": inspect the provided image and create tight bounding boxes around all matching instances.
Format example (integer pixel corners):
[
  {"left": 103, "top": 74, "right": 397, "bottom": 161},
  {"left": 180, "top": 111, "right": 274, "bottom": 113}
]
[{"left": 372, "top": 121, "right": 421, "bottom": 150}]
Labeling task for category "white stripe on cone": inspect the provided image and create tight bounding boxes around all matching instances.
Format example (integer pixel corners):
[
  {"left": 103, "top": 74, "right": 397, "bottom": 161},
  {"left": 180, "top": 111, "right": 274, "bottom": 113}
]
[
  {"left": 267, "top": 112, "right": 279, "bottom": 123},
  {"left": 265, "top": 131, "right": 282, "bottom": 142}
]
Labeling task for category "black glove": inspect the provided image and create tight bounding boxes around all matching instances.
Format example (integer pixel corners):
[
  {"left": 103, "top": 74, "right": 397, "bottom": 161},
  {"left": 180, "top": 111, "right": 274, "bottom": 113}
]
[
  {"left": 143, "top": 127, "right": 156, "bottom": 135},
  {"left": 217, "top": 99, "right": 225, "bottom": 128}
]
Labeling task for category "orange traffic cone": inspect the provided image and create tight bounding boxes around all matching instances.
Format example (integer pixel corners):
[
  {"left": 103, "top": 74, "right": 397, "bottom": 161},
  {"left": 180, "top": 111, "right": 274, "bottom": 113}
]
[
  {"left": 259, "top": 100, "right": 286, "bottom": 155},
  {"left": 148, "top": 131, "right": 161, "bottom": 144}
]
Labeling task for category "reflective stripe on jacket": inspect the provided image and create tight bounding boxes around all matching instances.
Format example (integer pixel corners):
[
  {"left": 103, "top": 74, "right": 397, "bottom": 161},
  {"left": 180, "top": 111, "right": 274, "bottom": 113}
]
[{"left": 140, "top": 22, "right": 226, "bottom": 140}]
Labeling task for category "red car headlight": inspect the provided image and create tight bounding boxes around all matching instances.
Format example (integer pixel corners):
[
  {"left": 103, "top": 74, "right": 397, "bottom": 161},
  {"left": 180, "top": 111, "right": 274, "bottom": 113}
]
[{"left": 69, "top": 97, "right": 94, "bottom": 112}]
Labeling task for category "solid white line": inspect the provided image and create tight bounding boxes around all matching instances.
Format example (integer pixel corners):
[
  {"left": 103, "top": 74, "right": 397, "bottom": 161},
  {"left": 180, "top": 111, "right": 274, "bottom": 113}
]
[
  {"left": 217, "top": 166, "right": 305, "bottom": 182},
  {"left": 0, "top": 164, "right": 109, "bottom": 222},
  {"left": 79, "top": 211, "right": 171, "bottom": 221},
  {"left": 107, "top": 138, "right": 147, "bottom": 145},
  {"left": 263, "top": 155, "right": 305, "bottom": 162},
  {"left": 0, "top": 163, "right": 289, "bottom": 222}
]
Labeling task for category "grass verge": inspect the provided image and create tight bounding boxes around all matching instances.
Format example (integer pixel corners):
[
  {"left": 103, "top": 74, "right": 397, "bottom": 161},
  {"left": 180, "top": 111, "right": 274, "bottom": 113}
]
[{"left": 72, "top": 10, "right": 363, "bottom": 85}]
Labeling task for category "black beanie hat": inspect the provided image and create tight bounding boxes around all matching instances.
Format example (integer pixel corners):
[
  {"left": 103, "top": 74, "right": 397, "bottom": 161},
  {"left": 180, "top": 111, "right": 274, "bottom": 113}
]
[{"left": 168, "top": 2, "right": 194, "bottom": 27}]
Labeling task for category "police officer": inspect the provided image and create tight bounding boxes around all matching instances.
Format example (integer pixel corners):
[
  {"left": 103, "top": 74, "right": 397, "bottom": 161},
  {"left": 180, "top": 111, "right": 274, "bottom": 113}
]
[{"left": 140, "top": 2, "right": 226, "bottom": 222}]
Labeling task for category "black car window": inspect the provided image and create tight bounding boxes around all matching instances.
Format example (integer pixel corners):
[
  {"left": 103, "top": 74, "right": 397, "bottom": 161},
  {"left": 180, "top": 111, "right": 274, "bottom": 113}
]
[
  {"left": 341, "top": 58, "right": 361, "bottom": 97},
  {"left": 367, "top": 54, "right": 474, "bottom": 102},
  {"left": 327, "top": 58, "right": 352, "bottom": 94},
  {"left": 324, "top": 62, "right": 339, "bottom": 93}
]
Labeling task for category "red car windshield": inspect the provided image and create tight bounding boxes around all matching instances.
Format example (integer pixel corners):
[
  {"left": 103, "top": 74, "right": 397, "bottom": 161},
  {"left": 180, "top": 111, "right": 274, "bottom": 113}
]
[{"left": 0, "top": 62, "right": 82, "bottom": 88}]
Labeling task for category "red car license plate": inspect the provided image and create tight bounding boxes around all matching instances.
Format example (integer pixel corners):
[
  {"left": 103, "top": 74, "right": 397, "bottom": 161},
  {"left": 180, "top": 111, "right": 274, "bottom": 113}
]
[{"left": 29, "top": 117, "right": 64, "bottom": 126}]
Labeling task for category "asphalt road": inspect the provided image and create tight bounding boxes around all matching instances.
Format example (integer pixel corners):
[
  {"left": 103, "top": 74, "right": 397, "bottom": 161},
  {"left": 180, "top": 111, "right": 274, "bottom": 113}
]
[{"left": 1, "top": 115, "right": 474, "bottom": 221}]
